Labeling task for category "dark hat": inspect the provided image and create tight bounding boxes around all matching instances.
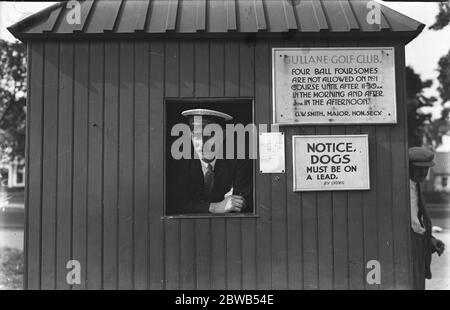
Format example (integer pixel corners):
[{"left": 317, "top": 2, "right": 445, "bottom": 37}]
[
  {"left": 408, "top": 147, "right": 435, "bottom": 167},
  {"left": 181, "top": 109, "right": 233, "bottom": 127}
]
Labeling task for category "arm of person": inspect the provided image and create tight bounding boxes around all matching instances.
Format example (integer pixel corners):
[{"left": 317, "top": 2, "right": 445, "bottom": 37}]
[
  {"left": 421, "top": 201, "right": 445, "bottom": 256},
  {"left": 209, "top": 195, "right": 245, "bottom": 213},
  {"left": 431, "top": 236, "right": 445, "bottom": 256}
]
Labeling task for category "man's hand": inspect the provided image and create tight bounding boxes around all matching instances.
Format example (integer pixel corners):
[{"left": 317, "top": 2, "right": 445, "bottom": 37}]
[
  {"left": 209, "top": 195, "right": 245, "bottom": 213},
  {"left": 432, "top": 238, "right": 445, "bottom": 256}
]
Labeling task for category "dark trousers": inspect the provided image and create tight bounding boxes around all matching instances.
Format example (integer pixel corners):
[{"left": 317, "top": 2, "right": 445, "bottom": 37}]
[{"left": 411, "top": 230, "right": 426, "bottom": 290}]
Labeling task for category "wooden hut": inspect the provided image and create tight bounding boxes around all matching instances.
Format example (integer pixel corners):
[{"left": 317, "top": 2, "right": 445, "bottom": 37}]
[{"left": 8, "top": 0, "right": 424, "bottom": 289}]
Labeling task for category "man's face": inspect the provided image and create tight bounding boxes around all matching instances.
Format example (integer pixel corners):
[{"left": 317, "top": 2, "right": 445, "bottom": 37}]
[
  {"left": 410, "top": 165, "right": 430, "bottom": 183},
  {"left": 191, "top": 127, "right": 220, "bottom": 162}
]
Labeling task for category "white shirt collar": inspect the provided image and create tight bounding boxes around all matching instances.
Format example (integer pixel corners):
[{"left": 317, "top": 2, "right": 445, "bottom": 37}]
[
  {"left": 200, "top": 158, "right": 216, "bottom": 171},
  {"left": 193, "top": 145, "right": 216, "bottom": 172}
]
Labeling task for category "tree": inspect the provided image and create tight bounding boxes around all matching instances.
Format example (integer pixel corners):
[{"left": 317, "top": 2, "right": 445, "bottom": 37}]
[
  {"left": 437, "top": 49, "right": 450, "bottom": 115},
  {"left": 429, "top": 2, "right": 450, "bottom": 31},
  {"left": 430, "top": 2, "right": 450, "bottom": 109},
  {"left": 432, "top": 49, "right": 450, "bottom": 142},
  {"left": 0, "top": 39, "right": 26, "bottom": 161},
  {"left": 422, "top": 2, "right": 450, "bottom": 147},
  {"left": 405, "top": 66, "right": 438, "bottom": 147}
]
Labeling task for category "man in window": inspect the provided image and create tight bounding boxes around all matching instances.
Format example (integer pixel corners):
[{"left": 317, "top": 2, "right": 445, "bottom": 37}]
[{"left": 167, "top": 108, "right": 253, "bottom": 215}]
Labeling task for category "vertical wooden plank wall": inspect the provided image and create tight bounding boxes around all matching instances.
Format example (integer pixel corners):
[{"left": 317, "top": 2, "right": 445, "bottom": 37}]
[
  {"left": 26, "top": 41, "right": 43, "bottom": 290},
  {"left": 103, "top": 41, "right": 119, "bottom": 289},
  {"left": 179, "top": 40, "right": 196, "bottom": 290},
  {"left": 118, "top": 41, "right": 134, "bottom": 289},
  {"left": 254, "top": 38, "right": 272, "bottom": 290},
  {"left": 209, "top": 40, "right": 227, "bottom": 290},
  {"left": 238, "top": 40, "right": 257, "bottom": 290},
  {"left": 25, "top": 38, "right": 411, "bottom": 289},
  {"left": 148, "top": 40, "right": 164, "bottom": 289},
  {"left": 87, "top": 41, "right": 103, "bottom": 289},
  {"left": 163, "top": 40, "right": 180, "bottom": 289},
  {"left": 391, "top": 42, "right": 412, "bottom": 289},
  {"left": 71, "top": 41, "right": 89, "bottom": 290},
  {"left": 134, "top": 40, "right": 150, "bottom": 290},
  {"left": 40, "top": 41, "right": 58, "bottom": 289},
  {"left": 194, "top": 40, "right": 210, "bottom": 290},
  {"left": 346, "top": 39, "right": 364, "bottom": 290},
  {"left": 56, "top": 42, "right": 74, "bottom": 290}
]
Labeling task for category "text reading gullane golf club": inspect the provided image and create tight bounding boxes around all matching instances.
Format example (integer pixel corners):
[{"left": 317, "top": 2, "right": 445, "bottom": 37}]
[{"left": 175, "top": 294, "right": 274, "bottom": 307}]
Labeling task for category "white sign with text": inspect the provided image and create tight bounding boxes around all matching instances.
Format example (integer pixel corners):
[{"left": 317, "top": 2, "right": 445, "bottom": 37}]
[
  {"left": 259, "top": 132, "right": 285, "bottom": 173},
  {"left": 273, "top": 47, "right": 396, "bottom": 125},
  {"left": 292, "top": 135, "right": 370, "bottom": 191}
]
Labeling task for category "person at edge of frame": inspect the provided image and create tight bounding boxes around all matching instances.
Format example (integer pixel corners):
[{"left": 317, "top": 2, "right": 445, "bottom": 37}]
[
  {"left": 409, "top": 146, "right": 445, "bottom": 290},
  {"left": 166, "top": 108, "right": 253, "bottom": 215}
]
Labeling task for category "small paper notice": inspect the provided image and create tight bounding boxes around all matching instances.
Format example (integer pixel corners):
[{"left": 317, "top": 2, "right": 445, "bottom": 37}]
[{"left": 259, "top": 132, "right": 285, "bottom": 173}]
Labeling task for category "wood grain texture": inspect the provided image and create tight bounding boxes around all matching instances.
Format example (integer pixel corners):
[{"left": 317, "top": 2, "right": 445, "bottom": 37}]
[
  {"left": 163, "top": 40, "right": 180, "bottom": 289},
  {"left": 148, "top": 40, "right": 165, "bottom": 289},
  {"left": 133, "top": 40, "right": 150, "bottom": 290},
  {"left": 194, "top": 40, "right": 211, "bottom": 290},
  {"left": 87, "top": 41, "right": 103, "bottom": 290},
  {"left": 391, "top": 43, "right": 412, "bottom": 289},
  {"left": 209, "top": 40, "right": 226, "bottom": 290},
  {"left": 26, "top": 42, "right": 44, "bottom": 289},
  {"left": 118, "top": 41, "right": 134, "bottom": 289},
  {"left": 103, "top": 41, "right": 120, "bottom": 290},
  {"left": 56, "top": 42, "right": 74, "bottom": 290},
  {"left": 72, "top": 42, "right": 89, "bottom": 290},
  {"left": 254, "top": 39, "right": 272, "bottom": 289},
  {"left": 271, "top": 39, "right": 288, "bottom": 290},
  {"left": 179, "top": 40, "right": 196, "bottom": 290},
  {"left": 41, "top": 41, "right": 58, "bottom": 290},
  {"left": 235, "top": 39, "right": 256, "bottom": 290},
  {"left": 226, "top": 40, "right": 244, "bottom": 290}
]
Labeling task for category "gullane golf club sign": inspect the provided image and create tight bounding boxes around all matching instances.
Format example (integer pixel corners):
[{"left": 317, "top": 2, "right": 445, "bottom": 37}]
[{"left": 272, "top": 47, "right": 396, "bottom": 125}]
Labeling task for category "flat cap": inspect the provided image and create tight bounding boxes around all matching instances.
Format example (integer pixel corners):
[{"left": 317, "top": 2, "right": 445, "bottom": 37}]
[
  {"left": 408, "top": 147, "right": 435, "bottom": 167},
  {"left": 182, "top": 108, "right": 233, "bottom": 126}
]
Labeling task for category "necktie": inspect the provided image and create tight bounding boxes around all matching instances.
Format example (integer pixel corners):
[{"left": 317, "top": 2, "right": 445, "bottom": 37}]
[{"left": 204, "top": 163, "right": 214, "bottom": 199}]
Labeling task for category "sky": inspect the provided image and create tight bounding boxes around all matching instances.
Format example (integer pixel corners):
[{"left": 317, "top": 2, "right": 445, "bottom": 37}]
[
  {"left": 379, "top": 1, "right": 450, "bottom": 120},
  {"left": 0, "top": 1, "right": 449, "bottom": 117},
  {"left": 0, "top": 2, "right": 56, "bottom": 41}
]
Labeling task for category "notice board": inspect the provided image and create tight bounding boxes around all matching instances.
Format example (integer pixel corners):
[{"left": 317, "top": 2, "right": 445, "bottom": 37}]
[
  {"left": 273, "top": 47, "right": 396, "bottom": 125},
  {"left": 292, "top": 135, "right": 370, "bottom": 191},
  {"left": 259, "top": 132, "right": 285, "bottom": 173}
]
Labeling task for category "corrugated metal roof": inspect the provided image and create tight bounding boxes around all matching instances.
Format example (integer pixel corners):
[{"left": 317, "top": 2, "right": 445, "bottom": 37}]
[{"left": 8, "top": 0, "right": 424, "bottom": 40}]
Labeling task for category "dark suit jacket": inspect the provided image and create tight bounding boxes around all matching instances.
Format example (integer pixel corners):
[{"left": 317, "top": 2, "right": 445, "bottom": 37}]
[{"left": 166, "top": 158, "right": 253, "bottom": 215}]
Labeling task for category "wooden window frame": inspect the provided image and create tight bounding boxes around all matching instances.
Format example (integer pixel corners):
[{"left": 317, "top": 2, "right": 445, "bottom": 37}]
[{"left": 162, "top": 97, "right": 258, "bottom": 219}]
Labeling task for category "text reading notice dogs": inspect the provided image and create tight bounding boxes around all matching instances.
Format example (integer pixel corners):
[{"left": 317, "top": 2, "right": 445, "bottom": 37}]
[{"left": 293, "top": 135, "right": 370, "bottom": 192}]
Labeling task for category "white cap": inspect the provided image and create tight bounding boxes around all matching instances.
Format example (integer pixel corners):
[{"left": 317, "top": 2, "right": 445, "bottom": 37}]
[{"left": 181, "top": 109, "right": 233, "bottom": 122}]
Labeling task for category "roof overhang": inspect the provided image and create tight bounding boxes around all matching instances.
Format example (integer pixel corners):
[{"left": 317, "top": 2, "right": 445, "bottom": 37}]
[{"left": 7, "top": 0, "right": 425, "bottom": 44}]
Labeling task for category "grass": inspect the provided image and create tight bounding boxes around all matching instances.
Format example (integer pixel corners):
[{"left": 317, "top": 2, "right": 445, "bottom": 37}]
[{"left": 0, "top": 247, "right": 23, "bottom": 290}]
